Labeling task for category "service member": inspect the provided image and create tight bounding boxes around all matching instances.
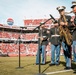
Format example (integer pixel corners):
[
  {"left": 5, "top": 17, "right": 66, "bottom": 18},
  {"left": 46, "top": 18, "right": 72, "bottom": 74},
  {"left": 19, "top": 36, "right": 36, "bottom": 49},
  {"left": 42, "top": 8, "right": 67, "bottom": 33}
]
[
  {"left": 57, "top": 6, "right": 72, "bottom": 69},
  {"left": 36, "top": 25, "right": 48, "bottom": 65},
  {"left": 71, "top": 1, "right": 76, "bottom": 62},
  {"left": 49, "top": 23, "right": 61, "bottom": 66}
]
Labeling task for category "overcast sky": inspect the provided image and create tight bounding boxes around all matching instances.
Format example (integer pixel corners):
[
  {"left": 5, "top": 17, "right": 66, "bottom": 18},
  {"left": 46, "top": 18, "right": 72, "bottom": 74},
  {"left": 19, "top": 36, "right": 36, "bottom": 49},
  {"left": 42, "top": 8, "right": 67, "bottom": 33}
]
[{"left": 0, "top": 0, "right": 75, "bottom": 26}]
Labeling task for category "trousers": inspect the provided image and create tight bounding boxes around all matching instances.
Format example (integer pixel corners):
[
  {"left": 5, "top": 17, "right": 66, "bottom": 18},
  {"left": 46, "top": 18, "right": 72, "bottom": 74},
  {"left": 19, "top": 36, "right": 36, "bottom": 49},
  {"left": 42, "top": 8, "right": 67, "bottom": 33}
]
[
  {"left": 62, "top": 42, "right": 71, "bottom": 67},
  {"left": 72, "top": 41, "right": 76, "bottom": 62},
  {"left": 51, "top": 44, "right": 61, "bottom": 64},
  {"left": 36, "top": 45, "right": 46, "bottom": 64}
]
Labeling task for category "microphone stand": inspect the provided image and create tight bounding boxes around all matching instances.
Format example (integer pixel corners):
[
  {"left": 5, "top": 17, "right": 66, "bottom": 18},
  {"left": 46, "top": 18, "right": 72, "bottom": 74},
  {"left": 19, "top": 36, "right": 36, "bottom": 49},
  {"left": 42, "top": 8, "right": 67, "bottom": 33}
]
[
  {"left": 16, "top": 27, "right": 26, "bottom": 69},
  {"left": 33, "top": 18, "right": 51, "bottom": 75}
]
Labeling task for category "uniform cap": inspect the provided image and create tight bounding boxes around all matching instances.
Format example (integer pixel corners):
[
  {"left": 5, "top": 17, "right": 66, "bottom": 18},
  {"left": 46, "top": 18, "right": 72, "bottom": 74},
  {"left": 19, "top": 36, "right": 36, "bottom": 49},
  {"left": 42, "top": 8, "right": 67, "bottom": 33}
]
[
  {"left": 71, "top": 1, "right": 76, "bottom": 8},
  {"left": 56, "top": 6, "right": 66, "bottom": 11}
]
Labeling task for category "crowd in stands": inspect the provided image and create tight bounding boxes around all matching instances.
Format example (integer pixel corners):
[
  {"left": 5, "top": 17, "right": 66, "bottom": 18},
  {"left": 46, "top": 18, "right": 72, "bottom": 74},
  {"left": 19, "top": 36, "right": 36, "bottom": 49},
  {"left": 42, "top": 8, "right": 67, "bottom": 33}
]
[{"left": 0, "top": 19, "right": 63, "bottom": 57}]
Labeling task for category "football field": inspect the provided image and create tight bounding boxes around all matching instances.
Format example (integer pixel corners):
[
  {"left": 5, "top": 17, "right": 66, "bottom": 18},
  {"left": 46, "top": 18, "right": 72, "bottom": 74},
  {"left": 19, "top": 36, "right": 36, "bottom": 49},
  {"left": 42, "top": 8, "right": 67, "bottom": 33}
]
[{"left": 0, "top": 56, "right": 76, "bottom": 75}]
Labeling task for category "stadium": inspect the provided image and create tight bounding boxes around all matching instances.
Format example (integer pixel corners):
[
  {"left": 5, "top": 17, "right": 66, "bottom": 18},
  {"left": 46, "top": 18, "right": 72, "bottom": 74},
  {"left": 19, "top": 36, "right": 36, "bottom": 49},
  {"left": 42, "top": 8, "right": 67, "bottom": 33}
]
[
  {"left": 0, "top": 18, "right": 75, "bottom": 75},
  {"left": 0, "top": 18, "right": 53, "bottom": 57},
  {"left": 0, "top": 0, "right": 76, "bottom": 75}
]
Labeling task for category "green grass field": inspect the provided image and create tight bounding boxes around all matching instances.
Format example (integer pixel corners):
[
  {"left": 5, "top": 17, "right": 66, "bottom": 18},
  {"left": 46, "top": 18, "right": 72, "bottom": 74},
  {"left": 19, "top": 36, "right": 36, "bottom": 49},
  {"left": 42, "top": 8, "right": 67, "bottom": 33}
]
[{"left": 0, "top": 56, "right": 76, "bottom": 75}]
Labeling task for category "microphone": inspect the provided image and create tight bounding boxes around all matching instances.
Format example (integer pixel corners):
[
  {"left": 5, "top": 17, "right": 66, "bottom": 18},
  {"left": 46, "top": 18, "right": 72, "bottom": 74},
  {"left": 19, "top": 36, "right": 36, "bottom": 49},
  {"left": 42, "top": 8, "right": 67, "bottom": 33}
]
[
  {"left": 20, "top": 26, "right": 27, "bottom": 29},
  {"left": 50, "top": 14, "right": 58, "bottom": 23}
]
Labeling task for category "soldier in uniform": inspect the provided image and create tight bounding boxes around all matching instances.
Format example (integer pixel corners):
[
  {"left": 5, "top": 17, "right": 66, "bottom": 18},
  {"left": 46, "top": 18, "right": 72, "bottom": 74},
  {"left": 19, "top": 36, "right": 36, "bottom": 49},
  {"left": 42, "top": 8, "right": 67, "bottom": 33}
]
[
  {"left": 57, "top": 6, "right": 72, "bottom": 69},
  {"left": 36, "top": 25, "right": 48, "bottom": 65},
  {"left": 71, "top": 1, "right": 76, "bottom": 62},
  {"left": 49, "top": 23, "right": 61, "bottom": 66}
]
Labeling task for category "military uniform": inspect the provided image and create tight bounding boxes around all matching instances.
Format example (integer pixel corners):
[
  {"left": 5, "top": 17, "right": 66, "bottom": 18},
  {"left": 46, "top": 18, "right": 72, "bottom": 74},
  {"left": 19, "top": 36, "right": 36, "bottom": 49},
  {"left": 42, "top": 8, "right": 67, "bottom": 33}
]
[
  {"left": 71, "top": 1, "right": 76, "bottom": 62},
  {"left": 49, "top": 26, "right": 61, "bottom": 65},
  {"left": 36, "top": 28, "right": 48, "bottom": 64},
  {"left": 57, "top": 6, "right": 72, "bottom": 69}
]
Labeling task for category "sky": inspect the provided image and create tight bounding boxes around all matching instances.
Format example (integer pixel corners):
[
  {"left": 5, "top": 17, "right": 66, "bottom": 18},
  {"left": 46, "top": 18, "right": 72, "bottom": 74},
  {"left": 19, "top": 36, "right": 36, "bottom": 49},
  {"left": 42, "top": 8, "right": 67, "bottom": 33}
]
[{"left": 0, "top": 0, "right": 75, "bottom": 26}]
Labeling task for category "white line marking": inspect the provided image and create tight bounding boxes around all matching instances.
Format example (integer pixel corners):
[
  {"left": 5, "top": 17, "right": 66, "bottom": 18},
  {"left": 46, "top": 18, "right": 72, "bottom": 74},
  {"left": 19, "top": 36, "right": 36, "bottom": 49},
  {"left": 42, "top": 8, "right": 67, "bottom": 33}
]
[{"left": 45, "top": 69, "right": 73, "bottom": 75}]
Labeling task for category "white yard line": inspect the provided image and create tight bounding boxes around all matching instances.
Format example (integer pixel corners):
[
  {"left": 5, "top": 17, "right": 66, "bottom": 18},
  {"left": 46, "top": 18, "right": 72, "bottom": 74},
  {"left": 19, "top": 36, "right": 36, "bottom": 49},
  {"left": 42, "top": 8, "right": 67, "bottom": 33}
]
[{"left": 45, "top": 69, "right": 73, "bottom": 75}]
